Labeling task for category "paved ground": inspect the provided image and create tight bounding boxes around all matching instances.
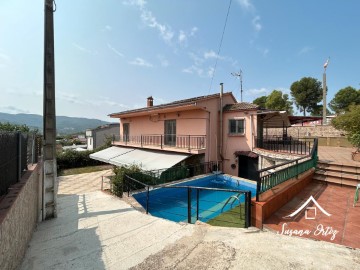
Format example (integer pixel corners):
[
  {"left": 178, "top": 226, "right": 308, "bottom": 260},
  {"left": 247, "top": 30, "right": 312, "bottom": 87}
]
[
  {"left": 318, "top": 146, "right": 359, "bottom": 166},
  {"left": 264, "top": 181, "right": 360, "bottom": 249},
  {"left": 20, "top": 169, "right": 360, "bottom": 270}
]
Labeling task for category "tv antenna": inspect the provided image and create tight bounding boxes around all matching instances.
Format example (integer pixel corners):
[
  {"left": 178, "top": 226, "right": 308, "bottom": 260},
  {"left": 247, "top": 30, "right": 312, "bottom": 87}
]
[{"left": 231, "top": 69, "right": 243, "bottom": 102}]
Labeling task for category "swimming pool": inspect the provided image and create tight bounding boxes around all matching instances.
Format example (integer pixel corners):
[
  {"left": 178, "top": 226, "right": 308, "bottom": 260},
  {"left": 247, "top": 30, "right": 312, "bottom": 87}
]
[{"left": 132, "top": 174, "right": 257, "bottom": 224}]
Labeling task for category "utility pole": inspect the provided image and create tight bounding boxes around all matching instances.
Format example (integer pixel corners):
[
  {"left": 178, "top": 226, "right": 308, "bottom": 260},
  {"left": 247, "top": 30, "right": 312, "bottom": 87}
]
[
  {"left": 231, "top": 70, "right": 243, "bottom": 102},
  {"left": 322, "top": 58, "right": 329, "bottom": 125},
  {"left": 43, "top": 0, "right": 57, "bottom": 219}
]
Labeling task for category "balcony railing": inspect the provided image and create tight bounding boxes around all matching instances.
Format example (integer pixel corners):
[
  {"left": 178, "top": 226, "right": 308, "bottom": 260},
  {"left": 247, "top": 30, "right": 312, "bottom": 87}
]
[
  {"left": 113, "top": 134, "right": 206, "bottom": 151},
  {"left": 255, "top": 136, "right": 314, "bottom": 155}
]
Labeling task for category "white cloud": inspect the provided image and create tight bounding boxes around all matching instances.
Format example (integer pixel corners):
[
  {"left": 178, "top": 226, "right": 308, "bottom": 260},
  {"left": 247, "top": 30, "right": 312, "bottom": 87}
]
[
  {"left": 157, "top": 55, "right": 169, "bottom": 67},
  {"left": 58, "top": 91, "right": 83, "bottom": 104},
  {"left": 182, "top": 65, "right": 203, "bottom": 77},
  {"left": 256, "top": 47, "right": 269, "bottom": 57},
  {"left": 204, "top": 50, "right": 224, "bottom": 60},
  {"left": 178, "top": 30, "right": 186, "bottom": 43},
  {"left": 124, "top": 0, "right": 198, "bottom": 46},
  {"left": 248, "top": 87, "right": 269, "bottom": 96},
  {"left": 0, "top": 52, "right": 10, "bottom": 61},
  {"left": 190, "top": 27, "right": 198, "bottom": 36},
  {"left": 129, "top": 57, "right": 153, "bottom": 67},
  {"left": 72, "top": 43, "right": 97, "bottom": 55},
  {"left": 252, "top": 16, "right": 262, "bottom": 32},
  {"left": 237, "top": 0, "right": 254, "bottom": 10},
  {"left": 298, "top": 46, "right": 313, "bottom": 55},
  {"left": 107, "top": 43, "right": 125, "bottom": 58},
  {"left": 207, "top": 67, "right": 215, "bottom": 78}
]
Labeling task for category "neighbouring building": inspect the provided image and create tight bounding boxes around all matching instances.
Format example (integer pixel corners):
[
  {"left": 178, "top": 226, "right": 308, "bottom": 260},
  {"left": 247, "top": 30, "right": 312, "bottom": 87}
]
[{"left": 86, "top": 123, "right": 120, "bottom": 150}]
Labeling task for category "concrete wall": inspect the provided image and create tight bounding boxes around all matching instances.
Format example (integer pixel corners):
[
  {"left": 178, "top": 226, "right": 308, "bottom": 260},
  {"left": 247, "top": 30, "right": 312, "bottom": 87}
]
[
  {"left": 0, "top": 163, "right": 42, "bottom": 270},
  {"left": 94, "top": 124, "right": 120, "bottom": 149},
  {"left": 266, "top": 125, "right": 345, "bottom": 138}
]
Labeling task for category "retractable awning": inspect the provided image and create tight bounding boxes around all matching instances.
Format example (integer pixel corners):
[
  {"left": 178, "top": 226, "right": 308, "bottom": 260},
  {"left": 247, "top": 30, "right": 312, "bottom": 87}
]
[
  {"left": 89, "top": 146, "right": 135, "bottom": 163},
  {"left": 90, "top": 146, "right": 191, "bottom": 171}
]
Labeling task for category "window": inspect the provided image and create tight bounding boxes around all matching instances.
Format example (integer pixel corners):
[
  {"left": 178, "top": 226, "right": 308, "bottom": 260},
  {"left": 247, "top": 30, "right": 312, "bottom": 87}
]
[{"left": 229, "top": 119, "right": 245, "bottom": 135}]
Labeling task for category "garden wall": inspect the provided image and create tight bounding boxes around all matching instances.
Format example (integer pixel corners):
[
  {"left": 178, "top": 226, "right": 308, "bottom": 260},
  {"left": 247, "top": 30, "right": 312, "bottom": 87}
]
[{"left": 0, "top": 163, "right": 42, "bottom": 270}]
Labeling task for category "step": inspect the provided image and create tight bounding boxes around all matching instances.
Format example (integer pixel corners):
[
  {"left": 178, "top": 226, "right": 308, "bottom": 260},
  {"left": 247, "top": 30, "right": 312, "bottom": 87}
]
[
  {"left": 317, "top": 162, "right": 360, "bottom": 175},
  {"left": 314, "top": 172, "right": 360, "bottom": 187},
  {"left": 315, "top": 169, "right": 360, "bottom": 181}
]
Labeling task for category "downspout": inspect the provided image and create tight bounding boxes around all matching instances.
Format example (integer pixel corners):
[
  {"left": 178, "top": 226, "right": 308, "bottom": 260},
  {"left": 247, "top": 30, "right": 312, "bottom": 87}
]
[
  {"left": 219, "top": 83, "right": 224, "bottom": 162},
  {"left": 250, "top": 114, "right": 254, "bottom": 150}
]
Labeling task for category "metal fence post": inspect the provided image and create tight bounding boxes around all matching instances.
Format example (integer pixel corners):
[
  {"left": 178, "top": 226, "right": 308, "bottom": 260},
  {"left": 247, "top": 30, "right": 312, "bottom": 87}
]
[
  {"left": 17, "top": 132, "right": 22, "bottom": 182},
  {"left": 256, "top": 178, "right": 260, "bottom": 202},
  {"left": 146, "top": 185, "right": 150, "bottom": 214},
  {"left": 196, "top": 189, "right": 199, "bottom": 221},
  {"left": 187, "top": 187, "right": 191, "bottom": 223}
]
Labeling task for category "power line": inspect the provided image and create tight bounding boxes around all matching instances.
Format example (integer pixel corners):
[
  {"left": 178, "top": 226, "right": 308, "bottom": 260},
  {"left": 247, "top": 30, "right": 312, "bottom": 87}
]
[{"left": 208, "top": 0, "right": 233, "bottom": 94}]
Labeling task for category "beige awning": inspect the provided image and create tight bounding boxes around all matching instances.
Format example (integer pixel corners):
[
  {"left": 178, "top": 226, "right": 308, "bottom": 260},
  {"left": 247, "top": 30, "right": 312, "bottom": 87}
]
[{"left": 90, "top": 146, "right": 190, "bottom": 171}]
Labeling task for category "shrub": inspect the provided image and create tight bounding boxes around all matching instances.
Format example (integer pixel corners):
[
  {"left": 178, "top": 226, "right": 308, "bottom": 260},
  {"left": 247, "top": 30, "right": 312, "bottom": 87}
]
[{"left": 57, "top": 149, "right": 102, "bottom": 170}]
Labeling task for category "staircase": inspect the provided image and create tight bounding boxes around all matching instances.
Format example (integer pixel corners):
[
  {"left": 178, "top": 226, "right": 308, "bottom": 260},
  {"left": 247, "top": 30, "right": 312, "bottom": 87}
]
[{"left": 314, "top": 161, "right": 360, "bottom": 187}]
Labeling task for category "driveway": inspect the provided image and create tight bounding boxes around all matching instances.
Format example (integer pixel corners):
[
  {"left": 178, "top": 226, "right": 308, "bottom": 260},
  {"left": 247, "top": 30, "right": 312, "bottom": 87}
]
[{"left": 20, "top": 170, "right": 360, "bottom": 270}]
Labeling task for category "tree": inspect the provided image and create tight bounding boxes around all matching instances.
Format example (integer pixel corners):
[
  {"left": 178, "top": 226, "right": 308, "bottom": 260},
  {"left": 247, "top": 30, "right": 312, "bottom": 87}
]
[
  {"left": 0, "top": 122, "right": 30, "bottom": 132},
  {"left": 265, "top": 90, "right": 294, "bottom": 115},
  {"left": 309, "top": 105, "right": 332, "bottom": 116},
  {"left": 253, "top": 96, "right": 267, "bottom": 108},
  {"left": 329, "top": 86, "right": 360, "bottom": 114},
  {"left": 332, "top": 105, "right": 360, "bottom": 151},
  {"left": 290, "top": 77, "right": 323, "bottom": 116}
]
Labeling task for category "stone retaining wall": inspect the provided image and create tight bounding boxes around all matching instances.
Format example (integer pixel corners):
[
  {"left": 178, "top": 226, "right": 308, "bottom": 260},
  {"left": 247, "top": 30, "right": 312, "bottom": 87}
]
[{"left": 0, "top": 163, "right": 42, "bottom": 270}]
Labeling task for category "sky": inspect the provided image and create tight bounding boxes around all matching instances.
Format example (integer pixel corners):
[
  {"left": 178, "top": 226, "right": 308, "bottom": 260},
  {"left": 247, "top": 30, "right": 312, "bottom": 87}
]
[{"left": 1, "top": 0, "right": 359, "bottom": 121}]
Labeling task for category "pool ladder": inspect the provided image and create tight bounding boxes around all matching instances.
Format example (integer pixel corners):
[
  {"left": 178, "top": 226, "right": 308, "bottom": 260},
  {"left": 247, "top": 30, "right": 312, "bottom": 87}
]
[{"left": 221, "top": 193, "right": 242, "bottom": 213}]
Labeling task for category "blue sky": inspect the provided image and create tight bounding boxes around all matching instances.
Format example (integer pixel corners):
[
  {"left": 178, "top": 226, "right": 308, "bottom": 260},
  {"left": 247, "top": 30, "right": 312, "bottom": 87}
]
[{"left": 1, "top": 0, "right": 359, "bottom": 121}]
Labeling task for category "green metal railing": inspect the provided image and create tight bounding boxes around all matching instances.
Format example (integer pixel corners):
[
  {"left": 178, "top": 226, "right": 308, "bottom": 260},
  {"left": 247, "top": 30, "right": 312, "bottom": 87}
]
[{"left": 256, "top": 138, "right": 318, "bottom": 201}]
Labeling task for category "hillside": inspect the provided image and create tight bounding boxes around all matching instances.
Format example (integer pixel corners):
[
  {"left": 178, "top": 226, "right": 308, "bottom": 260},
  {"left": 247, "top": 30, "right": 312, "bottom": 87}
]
[{"left": 0, "top": 112, "right": 113, "bottom": 134}]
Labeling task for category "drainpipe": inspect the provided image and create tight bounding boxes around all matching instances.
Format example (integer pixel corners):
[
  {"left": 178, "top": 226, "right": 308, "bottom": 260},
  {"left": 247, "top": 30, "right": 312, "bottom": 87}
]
[{"left": 219, "top": 83, "right": 224, "bottom": 162}]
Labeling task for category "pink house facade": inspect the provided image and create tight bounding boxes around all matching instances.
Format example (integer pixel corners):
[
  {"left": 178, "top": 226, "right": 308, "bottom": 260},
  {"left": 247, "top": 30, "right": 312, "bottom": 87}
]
[{"left": 106, "top": 89, "right": 262, "bottom": 176}]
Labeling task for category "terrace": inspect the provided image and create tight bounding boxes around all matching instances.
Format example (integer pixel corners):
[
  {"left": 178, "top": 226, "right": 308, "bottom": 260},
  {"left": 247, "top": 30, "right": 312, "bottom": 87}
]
[{"left": 112, "top": 134, "right": 206, "bottom": 154}]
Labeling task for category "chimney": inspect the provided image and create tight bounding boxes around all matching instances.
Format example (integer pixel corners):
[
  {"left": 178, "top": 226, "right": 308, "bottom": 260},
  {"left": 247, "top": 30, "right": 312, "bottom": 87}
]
[{"left": 147, "top": 96, "right": 153, "bottom": 107}]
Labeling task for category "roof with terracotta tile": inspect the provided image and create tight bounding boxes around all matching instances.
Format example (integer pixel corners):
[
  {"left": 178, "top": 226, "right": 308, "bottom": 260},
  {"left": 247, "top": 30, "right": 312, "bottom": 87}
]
[
  {"left": 109, "top": 92, "right": 235, "bottom": 117},
  {"left": 223, "top": 102, "right": 259, "bottom": 111}
]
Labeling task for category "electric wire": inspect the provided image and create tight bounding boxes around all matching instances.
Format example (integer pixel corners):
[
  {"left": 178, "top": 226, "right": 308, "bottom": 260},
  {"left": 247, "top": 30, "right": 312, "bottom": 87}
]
[{"left": 208, "top": 0, "right": 233, "bottom": 94}]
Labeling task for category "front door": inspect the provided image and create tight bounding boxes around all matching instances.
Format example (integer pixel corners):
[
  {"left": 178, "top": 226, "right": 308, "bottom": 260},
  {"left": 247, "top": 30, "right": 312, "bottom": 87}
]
[{"left": 164, "top": 120, "right": 176, "bottom": 146}]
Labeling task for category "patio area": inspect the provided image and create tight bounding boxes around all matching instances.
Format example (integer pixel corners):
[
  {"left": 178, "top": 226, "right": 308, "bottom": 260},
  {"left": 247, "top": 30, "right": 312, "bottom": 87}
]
[{"left": 20, "top": 170, "right": 360, "bottom": 269}]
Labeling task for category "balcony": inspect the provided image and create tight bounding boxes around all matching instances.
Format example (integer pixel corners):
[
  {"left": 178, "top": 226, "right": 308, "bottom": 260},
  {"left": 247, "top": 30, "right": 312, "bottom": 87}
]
[
  {"left": 112, "top": 134, "right": 206, "bottom": 154},
  {"left": 255, "top": 136, "right": 315, "bottom": 156}
]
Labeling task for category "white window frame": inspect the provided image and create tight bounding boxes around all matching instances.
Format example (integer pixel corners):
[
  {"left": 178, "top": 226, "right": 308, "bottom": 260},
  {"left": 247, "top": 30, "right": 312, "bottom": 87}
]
[{"left": 229, "top": 118, "right": 245, "bottom": 135}]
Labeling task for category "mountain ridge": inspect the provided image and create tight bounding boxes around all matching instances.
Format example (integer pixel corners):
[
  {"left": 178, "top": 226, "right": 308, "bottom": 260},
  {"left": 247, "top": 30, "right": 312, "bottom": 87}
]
[{"left": 0, "top": 112, "right": 114, "bottom": 134}]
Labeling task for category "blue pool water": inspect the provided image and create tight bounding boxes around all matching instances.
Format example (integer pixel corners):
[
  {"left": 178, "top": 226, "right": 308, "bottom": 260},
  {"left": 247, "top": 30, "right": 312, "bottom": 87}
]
[{"left": 133, "top": 174, "right": 257, "bottom": 223}]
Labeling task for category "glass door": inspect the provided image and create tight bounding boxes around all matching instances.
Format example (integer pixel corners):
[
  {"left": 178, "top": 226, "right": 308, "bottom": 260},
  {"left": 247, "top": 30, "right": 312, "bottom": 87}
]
[
  {"left": 123, "top": 123, "right": 129, "bottom": 142},
  {"left": 164, "top": 120, "right": 176, "bottom": 146}
]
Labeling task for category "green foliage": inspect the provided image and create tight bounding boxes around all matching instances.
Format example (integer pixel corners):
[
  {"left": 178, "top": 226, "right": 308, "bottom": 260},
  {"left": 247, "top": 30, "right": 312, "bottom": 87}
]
[
  {"left": 265, "top": 90, "right": 294, "bottom": 115},
  {"left": 253, "top": 96, "right": 267, "bottom": 108},
  {"left": 160, "top": 166, "right": 189, "bottom": 182},
  {"left": 57, "top": 149, "right": 102, "bottom": 170},
  {"left": 0, "top": 122, "right": 31, "bottom": 132},
  {"left": 112, "top": 164, "right": 144, "bottom": 197},
  {"left": 332, "top": 105, "right": 360, "bottom": 150},
  {"left": 329, "top": 86, "right": 360, "bottom": 114},
  {"left": 290, "top": 77, "right": 323, "bottom": 116}
]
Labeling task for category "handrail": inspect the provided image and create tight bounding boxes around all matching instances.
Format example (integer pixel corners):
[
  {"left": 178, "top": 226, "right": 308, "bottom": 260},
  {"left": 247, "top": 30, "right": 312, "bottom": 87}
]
[{"left": 256, "top": 138, "right": 318, "bottom": 201}]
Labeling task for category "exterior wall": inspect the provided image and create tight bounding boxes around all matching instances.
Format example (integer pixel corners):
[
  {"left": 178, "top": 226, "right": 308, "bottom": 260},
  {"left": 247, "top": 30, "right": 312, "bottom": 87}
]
[
  {"left": 94, "top": 124, "right": 119, "bottom": 149},
  {"left": 120, "top": 110, "right": 207, "bottom": 137},
  {"left": 87, "top": 137, "right": 94, "bottom": 150},
  {"left": 266, "top": 125, "right": 345, "bottom": 138},
  {"left": 222, "top": 110, "right": 257, "bottom": 175},
  {"left": 0, "top": 163, "right": 42, "bottom": 270}
]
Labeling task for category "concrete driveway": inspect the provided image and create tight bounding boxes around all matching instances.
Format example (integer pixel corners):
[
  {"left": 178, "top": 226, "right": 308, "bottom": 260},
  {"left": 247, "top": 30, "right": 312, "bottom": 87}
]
[{"left": 20, "top": 170, "right": 360, "bottom": 270}]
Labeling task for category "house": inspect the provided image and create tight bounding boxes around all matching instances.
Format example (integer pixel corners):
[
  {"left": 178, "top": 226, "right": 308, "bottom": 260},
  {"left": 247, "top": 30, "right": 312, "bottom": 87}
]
[
  {"left": 91, "top": 84, "right": 302, "bottom": 177},
  {"left": 86, "top": 123, "right": 120, "bottom": 150}
]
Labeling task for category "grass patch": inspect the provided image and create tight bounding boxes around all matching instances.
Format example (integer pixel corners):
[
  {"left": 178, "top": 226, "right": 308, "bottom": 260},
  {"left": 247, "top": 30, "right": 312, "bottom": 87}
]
[
  {"left": 58, "top": 165, "right": 113, "bottom": 176},
  {"left": 207, "top": 203, "right": 246, "bottom": 228}
]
